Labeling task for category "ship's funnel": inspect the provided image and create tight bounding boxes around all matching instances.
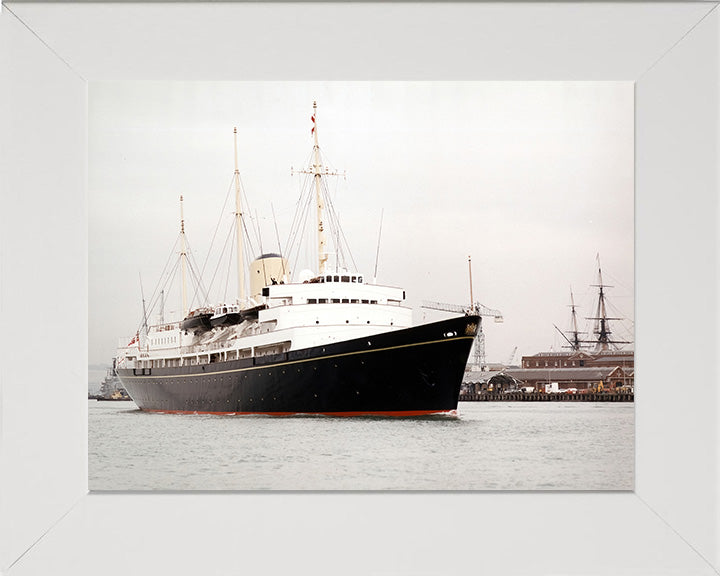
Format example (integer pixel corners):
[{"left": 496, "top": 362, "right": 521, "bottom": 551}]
[{"left": 250, "top": 253, "right": 289, "bottom": 301}]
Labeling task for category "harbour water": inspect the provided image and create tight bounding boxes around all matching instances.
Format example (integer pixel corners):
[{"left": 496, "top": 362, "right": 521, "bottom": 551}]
[{"left": 89, "top": 400, "right": 633, "bottom": 491}]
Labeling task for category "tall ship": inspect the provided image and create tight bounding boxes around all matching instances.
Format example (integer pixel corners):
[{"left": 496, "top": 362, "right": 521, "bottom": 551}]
[{"left": 115, "top": 103, "right": 479, "bottom": 416}]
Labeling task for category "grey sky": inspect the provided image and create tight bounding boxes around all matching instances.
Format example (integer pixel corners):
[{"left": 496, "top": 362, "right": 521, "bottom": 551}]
[{"left": 89, "top": 81, "right": 634, "bottom": 366}]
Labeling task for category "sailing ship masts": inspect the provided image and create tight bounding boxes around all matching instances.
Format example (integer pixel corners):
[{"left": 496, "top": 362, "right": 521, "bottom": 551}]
[
  {"left": 180, "top": 195, "right": 188, "bottom": 318},
  {"left": 312, "top": 101, "right": 328, "bottom": 275},
  {"left": 592, "top": 255, "right": 612, "bottom": 351},
  {"left": 234, "top": 127, "right": 246, "bottom": 305}
]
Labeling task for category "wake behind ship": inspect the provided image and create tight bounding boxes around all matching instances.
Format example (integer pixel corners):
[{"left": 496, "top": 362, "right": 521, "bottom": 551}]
[{"left": 115, "top": 103, "right": 479, "bottom": 416}]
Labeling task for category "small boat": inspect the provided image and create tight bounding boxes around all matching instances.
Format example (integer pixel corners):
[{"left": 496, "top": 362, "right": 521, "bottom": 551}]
[
  {"left": 180, "top": 308, "right": 213, "bottom": 333},
  {"left": 210, "top": 303, "right": 242, "bottom": 328}
]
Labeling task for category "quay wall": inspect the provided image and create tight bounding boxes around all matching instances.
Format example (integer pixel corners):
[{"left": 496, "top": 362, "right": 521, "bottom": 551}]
[{"left": 459, "top": 392, "right": 634, "bottom": 402}]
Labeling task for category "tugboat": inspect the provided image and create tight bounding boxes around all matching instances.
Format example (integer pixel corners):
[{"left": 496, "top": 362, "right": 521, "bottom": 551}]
[
  {"left": 115, "top": 103, "right": 479, "bottom": 416},
  {"left": 94, "top": 361, "right": 131, "bottom": 401}
]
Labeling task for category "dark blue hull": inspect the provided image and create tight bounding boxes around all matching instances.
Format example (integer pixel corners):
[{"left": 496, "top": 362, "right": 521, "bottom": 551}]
[{"left": 117, "top": 315, "right": 479, "bottom": 416}]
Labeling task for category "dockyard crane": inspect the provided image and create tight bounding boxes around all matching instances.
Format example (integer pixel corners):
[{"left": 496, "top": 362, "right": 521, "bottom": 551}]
[{"left": 421, "top": 299, "right": 503, "bottom": 370}]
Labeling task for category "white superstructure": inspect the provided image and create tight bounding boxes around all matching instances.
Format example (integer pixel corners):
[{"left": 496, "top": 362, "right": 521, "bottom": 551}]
[
  {"left": 118, "top": 270, "right": 412, "bottom": 370},
  {"left": 116, "top": 102, "right": 414, "bottom": 372}
]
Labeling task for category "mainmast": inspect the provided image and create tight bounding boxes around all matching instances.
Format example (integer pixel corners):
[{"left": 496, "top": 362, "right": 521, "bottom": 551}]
[
  {"left": 586, "top": 254, "right": 625, "bottom": 352},
  {"left": 593, "top": 255, "right": 611, "bottom": 351},
  {"left": 292, "top": 102, "right": 345, "bottom": 276},
  {"left": 311, "top": 101, "right": 328, "bottom": 275},
  {"left": 234, "top": 127, "right": 246, "bottom": 306},
  {"left": 180, "top": 195, "right": 188, "bottom": 318}
]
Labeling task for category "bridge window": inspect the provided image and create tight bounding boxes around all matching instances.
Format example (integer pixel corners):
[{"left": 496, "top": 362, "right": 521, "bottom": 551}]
[
  {"left": 341, "top": 275, "right": 350, "bottom": 282},
  {"left": 331, "top": 299, "right": 340, "bottom": 304},
  {"left": 308, "top": 298, "right": 317, "bottom": 304},
  {"left": 333, "top": 275, "right": 339, "bottom": 282},
  {"left": 318, "top": 298, "right": 328, "bottom": 304}
]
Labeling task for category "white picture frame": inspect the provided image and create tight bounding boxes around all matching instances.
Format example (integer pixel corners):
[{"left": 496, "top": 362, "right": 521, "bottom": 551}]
[{"left": 1, "top": 2, "right": 718, "bottom": 574}]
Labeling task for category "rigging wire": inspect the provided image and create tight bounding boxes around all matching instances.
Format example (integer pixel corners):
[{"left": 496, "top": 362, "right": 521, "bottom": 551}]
[
  {"left": 288, "top": 179, "right": 314, "bottom": 276},
  {"left": 284, "top": 173, "right": 312, "bottom": 269},
  {"left": 271, "top": 202, "right": 288, "bottom": 280},
  {"left": 204, "top": 217, "right": 236, "bottom": 305},
  {"left": 186, "top": 239, "right": 211, "bottom": 309},
  {"left": 133, "top": 233, "right": 181, "bottom": 332},
  {"left": 197, "top": 174, "right": 236, "bottom": 291},
  {"left": 324, "top": 188, "right": 357, "bottom": 272},
  {"left": 222, "top": 224, "right": 235, "bottom": 303},
  {"left": 134, "top": 256, "right": 181, "bottom": 336}
]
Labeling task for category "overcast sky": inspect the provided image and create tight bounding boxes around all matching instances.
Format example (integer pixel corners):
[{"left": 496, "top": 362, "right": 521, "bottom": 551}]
[{"left": 89, "top": 81, "right": 634, "bottom": 367}]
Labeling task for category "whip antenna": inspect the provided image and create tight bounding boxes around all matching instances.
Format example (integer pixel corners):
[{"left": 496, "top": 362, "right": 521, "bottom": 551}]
[{"left": 373, "top": 208, "right": 384, "bottom": 282}]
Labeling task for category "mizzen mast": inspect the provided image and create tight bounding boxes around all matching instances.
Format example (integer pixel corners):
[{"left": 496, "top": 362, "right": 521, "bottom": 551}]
[
  {"left": 234, "top": 127, "right": 246, "bottom": 306},
  {"left": 555, "top": 287, "right": 584, "bottom": 351}
]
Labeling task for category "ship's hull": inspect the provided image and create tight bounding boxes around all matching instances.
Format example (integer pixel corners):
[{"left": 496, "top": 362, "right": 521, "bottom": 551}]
[{"left": 118, "top": 315, "right": 479, "bottom": 416}]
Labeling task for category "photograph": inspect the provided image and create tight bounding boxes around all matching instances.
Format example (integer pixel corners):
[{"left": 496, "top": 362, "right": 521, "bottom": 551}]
[{"left": 88, "top": 81, "right": 634, "bottom": 491}]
